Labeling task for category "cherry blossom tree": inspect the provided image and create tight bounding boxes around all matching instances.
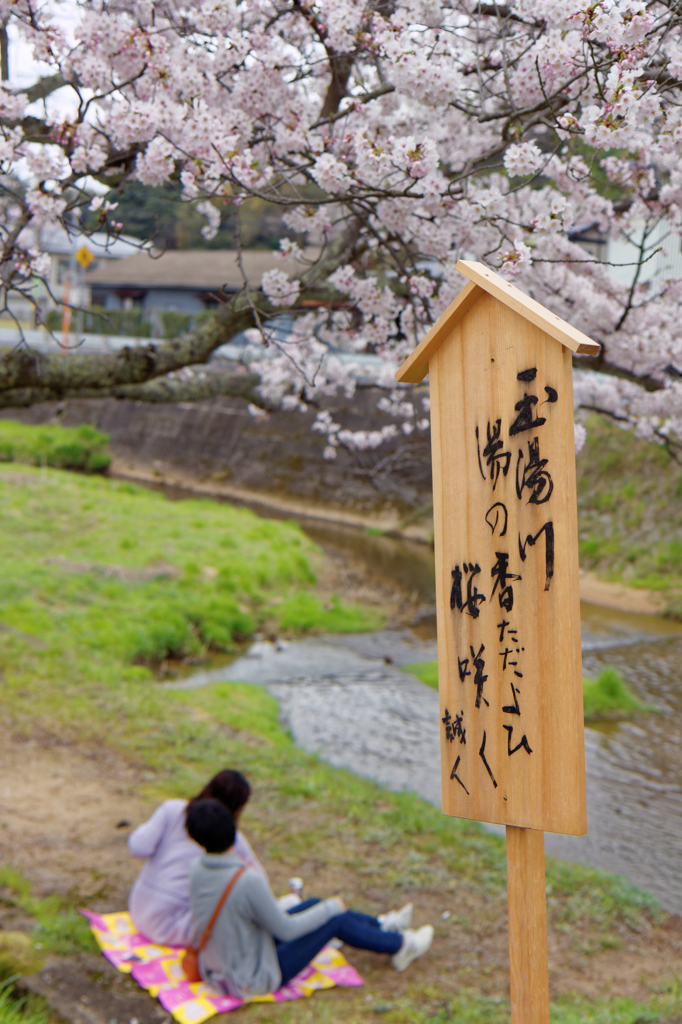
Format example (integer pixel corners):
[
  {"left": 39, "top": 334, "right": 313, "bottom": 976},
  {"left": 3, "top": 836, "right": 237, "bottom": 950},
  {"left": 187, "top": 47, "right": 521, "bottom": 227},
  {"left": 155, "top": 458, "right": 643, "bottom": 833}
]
[{"left": 4, "top": 0, "right": 682, "bottom": 456}]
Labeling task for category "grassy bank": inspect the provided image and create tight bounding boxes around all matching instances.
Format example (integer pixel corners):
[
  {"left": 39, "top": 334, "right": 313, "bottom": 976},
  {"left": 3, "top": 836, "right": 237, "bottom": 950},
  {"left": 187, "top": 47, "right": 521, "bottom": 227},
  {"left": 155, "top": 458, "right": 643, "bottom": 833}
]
[
  {"left": 0, "top": 465, "right": 381, "bottom": 672},
  {"left": 0, "top": 421, "right": 110, "bottom": 474},
  {"left": 0, "top": 665, "right": 673, "bottom": 1023},
  {"left": 0, "top": 462, "right": 679, "bottom": 1024},
  {"left": 576, "top": 415, "right": 682, "bottom": 616}
]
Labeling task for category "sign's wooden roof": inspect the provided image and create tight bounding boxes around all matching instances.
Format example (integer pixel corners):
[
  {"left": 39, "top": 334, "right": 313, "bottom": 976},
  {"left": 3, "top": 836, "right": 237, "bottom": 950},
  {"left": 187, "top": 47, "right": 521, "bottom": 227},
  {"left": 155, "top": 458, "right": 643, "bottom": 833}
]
[{"left": 395, "top": 260, "right": 601, "bottom": 384}]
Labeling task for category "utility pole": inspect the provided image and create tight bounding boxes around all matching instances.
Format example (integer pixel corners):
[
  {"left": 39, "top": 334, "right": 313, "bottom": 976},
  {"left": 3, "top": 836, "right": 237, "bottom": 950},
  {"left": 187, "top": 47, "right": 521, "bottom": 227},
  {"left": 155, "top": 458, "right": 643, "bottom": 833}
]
[{"left": 1, "top": 18, "right": 9, "bottom": 82}]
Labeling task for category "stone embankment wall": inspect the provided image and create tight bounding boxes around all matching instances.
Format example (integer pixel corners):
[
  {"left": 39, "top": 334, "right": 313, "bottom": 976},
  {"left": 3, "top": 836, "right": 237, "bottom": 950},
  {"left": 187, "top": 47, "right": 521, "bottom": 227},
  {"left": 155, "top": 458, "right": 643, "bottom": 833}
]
[{"left": 1, "top": 387, "right": 433, "bottom": 519}]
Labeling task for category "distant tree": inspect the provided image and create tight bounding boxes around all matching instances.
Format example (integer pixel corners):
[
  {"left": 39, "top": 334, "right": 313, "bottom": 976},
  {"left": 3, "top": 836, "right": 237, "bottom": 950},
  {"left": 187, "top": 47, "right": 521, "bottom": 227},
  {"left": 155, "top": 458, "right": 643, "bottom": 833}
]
[
  {"left": 88, "top": 182, "right": 193, "bottom": 250},
  {"left": 3, "top": 0, "right": 682, "bottom": 455},
  {"left": 84, "top": 183, "right": 288, "bottom": 251}
]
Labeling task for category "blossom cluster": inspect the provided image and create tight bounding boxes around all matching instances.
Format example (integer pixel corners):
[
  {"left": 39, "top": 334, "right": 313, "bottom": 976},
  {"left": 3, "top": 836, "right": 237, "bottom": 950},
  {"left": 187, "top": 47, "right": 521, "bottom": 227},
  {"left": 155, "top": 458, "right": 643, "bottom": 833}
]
[{"left": 4, "top": 0, "right": 682, "bottom": 449}]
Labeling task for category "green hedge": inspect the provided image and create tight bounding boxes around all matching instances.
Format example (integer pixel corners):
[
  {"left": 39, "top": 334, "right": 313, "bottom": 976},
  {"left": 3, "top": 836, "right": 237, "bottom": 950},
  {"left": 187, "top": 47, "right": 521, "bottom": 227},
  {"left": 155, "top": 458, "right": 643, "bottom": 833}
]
[
  {"left": 44, "top": 305, "right": 150, "bottom": 338},
  {"left": 44, "top": 306, "right": 216, "bottom": 339},
  {"left": 0, "top": 421, "right": 111, "bottom": 473},
  {"left": 161, "top": 311, "right": 192, "bottom": 338}
]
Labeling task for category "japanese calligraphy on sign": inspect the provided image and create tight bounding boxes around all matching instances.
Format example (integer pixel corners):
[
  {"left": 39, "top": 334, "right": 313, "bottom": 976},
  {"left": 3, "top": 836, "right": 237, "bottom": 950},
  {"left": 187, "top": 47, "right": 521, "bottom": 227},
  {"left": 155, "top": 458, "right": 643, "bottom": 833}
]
[{"left": 396, "top": 261, "right": 593, "bottom": 836}]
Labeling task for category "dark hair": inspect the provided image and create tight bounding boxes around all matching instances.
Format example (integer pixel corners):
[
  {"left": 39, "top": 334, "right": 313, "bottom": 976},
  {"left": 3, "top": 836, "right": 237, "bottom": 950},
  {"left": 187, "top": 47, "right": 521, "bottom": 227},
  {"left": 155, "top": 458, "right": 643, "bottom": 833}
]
[
  {"left": 186, "top": 798, "right": 236, "bottom": 854},
  {"left": 190, "top": 770, "right": 251, "bottom": 815}
]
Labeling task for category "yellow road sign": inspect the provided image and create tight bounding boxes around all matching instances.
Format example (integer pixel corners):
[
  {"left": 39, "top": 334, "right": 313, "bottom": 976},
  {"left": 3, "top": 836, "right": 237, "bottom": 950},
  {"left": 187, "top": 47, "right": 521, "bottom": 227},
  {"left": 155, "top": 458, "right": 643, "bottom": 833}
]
[{"left": 76, "top": 246, "right": 95, "bottom": 269}]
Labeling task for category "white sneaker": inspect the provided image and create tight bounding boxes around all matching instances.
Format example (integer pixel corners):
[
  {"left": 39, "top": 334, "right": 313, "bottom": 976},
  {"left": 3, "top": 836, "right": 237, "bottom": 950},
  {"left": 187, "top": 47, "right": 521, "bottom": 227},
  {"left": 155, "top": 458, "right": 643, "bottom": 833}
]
[
  {"left": 391, "top": 925, "right": 434, "bottom": 973},
  {"left": 378, "top": 903, "right": 413, "bottom": 933}
]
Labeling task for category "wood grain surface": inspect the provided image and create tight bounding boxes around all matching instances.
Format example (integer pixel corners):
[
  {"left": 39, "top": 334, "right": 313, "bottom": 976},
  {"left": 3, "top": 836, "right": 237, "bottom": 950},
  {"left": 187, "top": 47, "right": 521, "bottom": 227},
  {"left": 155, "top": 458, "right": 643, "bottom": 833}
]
[
  {"left": 394, "top": 280, "right": 484, "bottom": 383},
  {"left": 506, "top": 825, "right": 550, "bottom": 1024},
  {"left": 430, "top": 289, "right": 586, "bottom": 835},
  {"left": 455, "top": 262, "right": 600, "bottom": 356}
]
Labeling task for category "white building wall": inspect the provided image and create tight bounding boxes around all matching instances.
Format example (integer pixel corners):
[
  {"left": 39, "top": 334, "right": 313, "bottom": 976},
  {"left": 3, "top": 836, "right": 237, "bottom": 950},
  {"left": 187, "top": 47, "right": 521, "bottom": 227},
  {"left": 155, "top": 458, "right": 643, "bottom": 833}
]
[{"left": 606, "top": 219, "right": 682, "bottom": 290}]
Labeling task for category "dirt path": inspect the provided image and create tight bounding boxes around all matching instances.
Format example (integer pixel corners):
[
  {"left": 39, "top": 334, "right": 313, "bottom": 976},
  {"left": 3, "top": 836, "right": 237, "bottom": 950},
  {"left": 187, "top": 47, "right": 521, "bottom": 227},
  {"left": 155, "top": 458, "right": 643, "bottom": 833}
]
[{"left": 0, "top": 727, "right": 149, "bottom": 912}]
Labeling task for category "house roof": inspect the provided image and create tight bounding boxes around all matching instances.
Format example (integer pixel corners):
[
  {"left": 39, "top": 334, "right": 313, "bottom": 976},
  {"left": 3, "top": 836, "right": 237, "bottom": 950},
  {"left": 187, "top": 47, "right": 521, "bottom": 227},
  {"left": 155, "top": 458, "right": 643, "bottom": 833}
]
[
  {"left": 86, "top": 249, "right": 308, "bottom": 291},
  {"left": 395, "top": 260, "right": 601, "bottom": 384}
]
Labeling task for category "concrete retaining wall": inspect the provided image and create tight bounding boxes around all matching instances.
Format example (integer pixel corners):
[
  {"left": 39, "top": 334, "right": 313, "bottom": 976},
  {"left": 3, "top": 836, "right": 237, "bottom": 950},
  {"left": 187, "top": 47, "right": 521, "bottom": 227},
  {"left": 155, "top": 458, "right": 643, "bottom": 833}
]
[{"left": 1, "top": 388, "right": 433, "bottom": 517}]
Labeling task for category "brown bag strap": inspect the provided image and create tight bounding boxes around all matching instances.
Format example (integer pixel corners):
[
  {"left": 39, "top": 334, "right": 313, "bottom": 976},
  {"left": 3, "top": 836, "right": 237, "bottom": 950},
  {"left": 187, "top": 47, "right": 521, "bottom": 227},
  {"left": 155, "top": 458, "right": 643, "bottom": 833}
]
[{"left": 198, "top": 866, "right": 246, "bottom": 951}]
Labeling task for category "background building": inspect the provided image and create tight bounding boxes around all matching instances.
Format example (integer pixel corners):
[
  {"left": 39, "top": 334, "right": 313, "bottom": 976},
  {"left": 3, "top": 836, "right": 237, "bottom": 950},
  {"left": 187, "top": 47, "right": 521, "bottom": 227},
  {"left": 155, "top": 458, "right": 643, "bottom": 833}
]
[{"left": 85, "top": 249, "right": 308, "bottom": 339}]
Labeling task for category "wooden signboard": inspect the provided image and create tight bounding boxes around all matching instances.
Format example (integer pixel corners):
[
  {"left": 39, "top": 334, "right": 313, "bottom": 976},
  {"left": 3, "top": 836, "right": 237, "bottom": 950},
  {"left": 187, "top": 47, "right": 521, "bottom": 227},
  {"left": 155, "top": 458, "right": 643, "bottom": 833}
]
[{"left": 395, "top": 261, "right": 600, "bottom": 1024}]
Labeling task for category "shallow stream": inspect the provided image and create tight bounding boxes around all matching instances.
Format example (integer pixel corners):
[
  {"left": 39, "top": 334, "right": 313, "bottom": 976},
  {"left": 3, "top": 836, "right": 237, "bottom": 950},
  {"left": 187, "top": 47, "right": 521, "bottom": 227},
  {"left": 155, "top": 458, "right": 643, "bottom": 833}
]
[
  {"left": 550, "top": 604, "right": 682, "bottom": 909},
  {"left": 150, "top": 480, "right": 682, "bottom": 912}
]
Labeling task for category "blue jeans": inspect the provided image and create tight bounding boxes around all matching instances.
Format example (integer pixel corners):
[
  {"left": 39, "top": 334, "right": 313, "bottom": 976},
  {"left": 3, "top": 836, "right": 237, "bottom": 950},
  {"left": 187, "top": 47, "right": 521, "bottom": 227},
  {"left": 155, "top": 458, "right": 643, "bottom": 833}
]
[{"left": 276, "top": 898, "right": 402, "bottom": 986}]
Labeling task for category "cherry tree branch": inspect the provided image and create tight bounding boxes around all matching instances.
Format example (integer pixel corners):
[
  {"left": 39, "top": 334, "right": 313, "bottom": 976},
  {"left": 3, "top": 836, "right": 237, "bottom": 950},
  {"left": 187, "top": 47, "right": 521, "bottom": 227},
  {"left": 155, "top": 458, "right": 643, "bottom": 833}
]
[
  {"left": 0, "top": 300, "right": 259, "bottom": 395},
  {"left": 0, "top": 369, "right": 263, "bottom": 409}
]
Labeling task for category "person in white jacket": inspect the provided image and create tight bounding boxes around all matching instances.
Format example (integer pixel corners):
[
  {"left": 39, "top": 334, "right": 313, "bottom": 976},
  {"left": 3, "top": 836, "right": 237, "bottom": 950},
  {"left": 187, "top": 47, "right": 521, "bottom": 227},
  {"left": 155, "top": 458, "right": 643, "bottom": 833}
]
[{"left": 127, "top": 770, "right": 265, "bottom": 946}]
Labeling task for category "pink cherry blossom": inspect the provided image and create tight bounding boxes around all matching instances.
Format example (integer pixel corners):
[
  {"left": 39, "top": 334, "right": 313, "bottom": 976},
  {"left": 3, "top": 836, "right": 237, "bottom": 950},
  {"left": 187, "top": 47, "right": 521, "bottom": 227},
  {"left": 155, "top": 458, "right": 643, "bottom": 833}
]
[
  {"left": 2, "top": 0, "right": 682, "bottom": 454},
  {"left": 261, "top": 269, "right": 301, "bottom": 308}
]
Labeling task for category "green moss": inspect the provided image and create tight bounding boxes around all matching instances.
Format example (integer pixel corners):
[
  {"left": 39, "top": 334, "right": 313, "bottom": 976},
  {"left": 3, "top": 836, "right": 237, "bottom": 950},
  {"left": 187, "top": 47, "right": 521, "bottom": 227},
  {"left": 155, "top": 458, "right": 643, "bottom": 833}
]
[
  {"left": 0, "top": 933, "right": 43, "bottom": 979},
  {"left": 0, "top": 866, "right": 97, "bottom": 957},
  {"left": 582, "top": 667, "right": 652, "bottom": 723}
]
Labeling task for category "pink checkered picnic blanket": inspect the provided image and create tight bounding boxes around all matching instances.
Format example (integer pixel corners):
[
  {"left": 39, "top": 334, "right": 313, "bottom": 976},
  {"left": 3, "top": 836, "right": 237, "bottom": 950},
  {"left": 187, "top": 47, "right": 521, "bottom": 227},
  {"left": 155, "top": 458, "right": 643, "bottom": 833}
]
[{"left": 81, "top": 909, "right": 363, "bottom": 1024}]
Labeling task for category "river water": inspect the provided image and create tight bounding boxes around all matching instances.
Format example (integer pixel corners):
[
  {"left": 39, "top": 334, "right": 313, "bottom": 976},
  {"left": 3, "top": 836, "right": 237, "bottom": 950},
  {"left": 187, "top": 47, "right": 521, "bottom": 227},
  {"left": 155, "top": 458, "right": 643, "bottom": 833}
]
[
  {"left": 149, "top": 481, "right": 682, "bottom": 912},
  {"left": 553, "top": 604, "right": 682, "bottom": 908},
  {"left": 310, "top": 524, "right": 682, "bottom": 911}
]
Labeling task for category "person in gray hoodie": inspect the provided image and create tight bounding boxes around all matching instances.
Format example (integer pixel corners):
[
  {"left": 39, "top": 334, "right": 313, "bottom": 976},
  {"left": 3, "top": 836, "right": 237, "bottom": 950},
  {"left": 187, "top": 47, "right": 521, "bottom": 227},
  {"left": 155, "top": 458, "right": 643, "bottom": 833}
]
[{"left": 187, "top": 799, "right": 434, "bottom": 998}]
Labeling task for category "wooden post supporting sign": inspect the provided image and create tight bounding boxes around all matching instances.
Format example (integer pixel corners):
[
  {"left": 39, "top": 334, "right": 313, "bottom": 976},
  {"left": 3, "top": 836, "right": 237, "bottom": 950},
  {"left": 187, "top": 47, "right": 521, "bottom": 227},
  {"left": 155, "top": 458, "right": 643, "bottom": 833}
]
[
  {"left": 395, "top": 262, "right": 600, "bottom": 1024},
  {"left": 506, "top": 826, "right": 549, "bottom": 1024}
]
